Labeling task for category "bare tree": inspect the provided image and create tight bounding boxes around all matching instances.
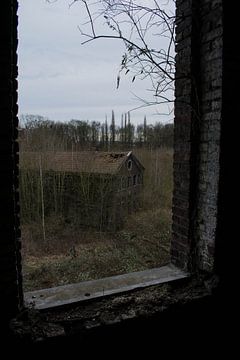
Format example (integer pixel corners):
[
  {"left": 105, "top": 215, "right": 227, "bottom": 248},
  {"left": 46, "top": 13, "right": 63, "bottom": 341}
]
[
  {"left": 61, "top": 0, "right": 176, "bottom": 115},
  {"left": 110, "top": 109, "right": 116, "bottom": 146},
  {"left": 47, "top": 2, "right": 176, "bottom": 118},
  {"left": 46, "top": 0, "right": 175, "bottom": 115}
]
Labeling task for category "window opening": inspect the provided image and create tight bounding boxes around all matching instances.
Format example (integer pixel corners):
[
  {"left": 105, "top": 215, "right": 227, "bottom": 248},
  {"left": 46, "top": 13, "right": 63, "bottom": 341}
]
[
  {"left": 133, "top": 174, "right": 136, "bottom": 186},
  {"left": 18, "top": 0, "right": 175, "bottom": 292},
  {"left": 127, "top": 159, "right": 132, "bottom": 171}
]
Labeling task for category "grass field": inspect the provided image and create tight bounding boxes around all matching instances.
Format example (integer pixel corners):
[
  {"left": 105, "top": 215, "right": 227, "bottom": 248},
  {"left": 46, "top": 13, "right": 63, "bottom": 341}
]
[{"left": 21, "top": 147, "right": 173, "bottom": 291}]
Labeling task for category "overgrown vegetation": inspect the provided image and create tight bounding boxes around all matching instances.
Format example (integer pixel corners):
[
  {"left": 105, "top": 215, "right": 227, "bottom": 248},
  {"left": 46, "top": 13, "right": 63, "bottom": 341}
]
[
  {"left": 19, "top": 113, "right": 173, "bottom": 151},
  {"left": 19, "top": 115, "right": 173, "bottom": 291}
]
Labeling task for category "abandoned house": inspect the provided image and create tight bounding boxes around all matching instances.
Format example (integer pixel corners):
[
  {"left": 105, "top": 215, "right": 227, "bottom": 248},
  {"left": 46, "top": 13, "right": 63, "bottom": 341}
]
[
  {"left": 20, "top": 151, "right": 144, "bottom": 230},
  {"left": 0, "top": 0, "right": 235, "bottom": 352}
]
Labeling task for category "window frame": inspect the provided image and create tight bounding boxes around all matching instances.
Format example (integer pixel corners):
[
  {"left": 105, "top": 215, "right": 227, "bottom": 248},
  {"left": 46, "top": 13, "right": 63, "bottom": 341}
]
[{"left": 0, "top": 0, "right": 225, "bottom": 324}]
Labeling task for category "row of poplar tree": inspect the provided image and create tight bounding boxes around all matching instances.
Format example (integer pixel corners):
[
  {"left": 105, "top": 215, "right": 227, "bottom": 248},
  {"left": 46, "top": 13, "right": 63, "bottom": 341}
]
[{"left": 19, "top": 111, "right": 173, "bottom": 152}]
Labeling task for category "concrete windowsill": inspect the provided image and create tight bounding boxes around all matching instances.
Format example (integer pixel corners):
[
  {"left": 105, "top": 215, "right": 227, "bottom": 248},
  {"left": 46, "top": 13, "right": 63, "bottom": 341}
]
[{"left": 24, "top": 263, "right": 188, "bottom": 310}]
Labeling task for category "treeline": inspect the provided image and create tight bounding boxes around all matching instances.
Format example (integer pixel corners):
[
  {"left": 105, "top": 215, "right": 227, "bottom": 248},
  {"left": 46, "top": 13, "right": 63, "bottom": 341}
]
[{"left": 19, "top": 112, "right": 173, "bottom": 152}]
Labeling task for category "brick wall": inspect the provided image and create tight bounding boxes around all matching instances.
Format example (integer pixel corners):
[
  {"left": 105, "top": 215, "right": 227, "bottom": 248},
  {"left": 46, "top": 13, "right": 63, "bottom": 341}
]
[
  {"left": 0, "top": 1, "right": 23, "bottom": 323},
  {"left": 171, "top": 0, "right": 223, "bottom": 272},
  {"left": 171, "top": 0, "right": 195, "bottom": 271},
  {"left": 196, "top": 0, "right": 222, "bottom": 271}
]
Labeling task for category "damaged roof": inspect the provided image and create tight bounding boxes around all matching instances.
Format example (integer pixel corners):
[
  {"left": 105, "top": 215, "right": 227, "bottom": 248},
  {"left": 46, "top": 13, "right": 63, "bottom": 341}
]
[{"left": 20, "top": 151, "right": 138, "bottom": 175}]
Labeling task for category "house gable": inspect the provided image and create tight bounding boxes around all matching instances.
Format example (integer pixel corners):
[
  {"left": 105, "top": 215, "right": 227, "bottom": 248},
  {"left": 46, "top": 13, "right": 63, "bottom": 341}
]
[{"left": 117, "top": 152, "right": 144, "bottom": 177}]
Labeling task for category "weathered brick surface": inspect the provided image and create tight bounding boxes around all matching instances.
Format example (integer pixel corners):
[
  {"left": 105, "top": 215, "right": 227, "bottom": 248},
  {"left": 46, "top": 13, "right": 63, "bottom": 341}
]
[
  {"left": 196, "top": 0, "right": 222, "bottom": 271},
  {"left": 171, "top": 0, "right": 195, "bottom": 270},
  {"left": 171, "top": 0, "right": 223, "bottom": 272},
  {"left": 0, "top": 1, "right": 23, "bottom": 322}
]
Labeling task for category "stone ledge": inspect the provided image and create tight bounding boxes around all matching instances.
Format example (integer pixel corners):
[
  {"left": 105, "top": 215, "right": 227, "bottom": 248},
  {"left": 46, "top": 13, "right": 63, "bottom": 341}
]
[
  {"left": 24, "top": 264, "right": 188, "bottom": 310},
  {"left": 10, "top": 273, "right": 219, "bottom": 347}
]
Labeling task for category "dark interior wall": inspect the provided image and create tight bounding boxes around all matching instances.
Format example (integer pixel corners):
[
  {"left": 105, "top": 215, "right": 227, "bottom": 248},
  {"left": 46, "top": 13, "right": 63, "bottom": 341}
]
[
  {"left": 0, "top": 0, "right": 23, "bottom": 323},
  {"left": 215, "top": 0, "right": 238, "bottom": 287}
]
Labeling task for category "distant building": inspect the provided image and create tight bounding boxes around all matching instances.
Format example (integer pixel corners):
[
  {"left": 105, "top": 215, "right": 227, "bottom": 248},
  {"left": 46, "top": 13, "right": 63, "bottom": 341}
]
[{"left": 20, "top": 151, "right": 145, "bottom": 230}]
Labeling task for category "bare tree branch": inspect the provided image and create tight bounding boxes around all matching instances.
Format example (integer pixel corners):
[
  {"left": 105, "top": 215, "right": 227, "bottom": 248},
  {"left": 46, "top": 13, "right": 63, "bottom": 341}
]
[{"left": 50, "top": 0, "right": 176, "bottom": 113}]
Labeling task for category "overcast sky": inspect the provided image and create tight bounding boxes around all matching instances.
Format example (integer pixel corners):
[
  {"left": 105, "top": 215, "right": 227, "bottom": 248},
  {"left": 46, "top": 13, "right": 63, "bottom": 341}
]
[{"left": 18, "top": 0, "right": 175, "bottom": 126}]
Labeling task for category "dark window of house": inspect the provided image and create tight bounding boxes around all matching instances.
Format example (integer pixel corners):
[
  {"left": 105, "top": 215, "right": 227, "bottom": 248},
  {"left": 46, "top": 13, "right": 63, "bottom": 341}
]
[
  {"left": 127, "top": 160, "right": 132, "bottom": 170},
  {"left": 133, "top": 175, "right": 136, "bottom": 186},
  {"left": 128, "top": 176, "right": 132, "bottom": 187}
]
